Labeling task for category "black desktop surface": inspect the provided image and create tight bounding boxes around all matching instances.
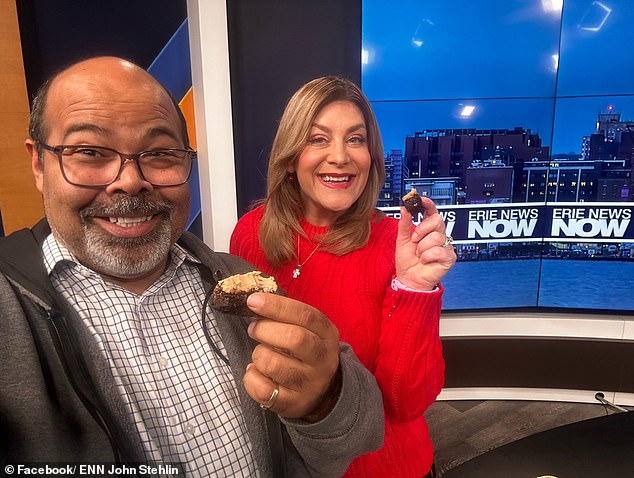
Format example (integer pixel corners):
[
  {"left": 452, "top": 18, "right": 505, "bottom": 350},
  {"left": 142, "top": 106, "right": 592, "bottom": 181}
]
[{"left": 442, "top": 411, "right": 634, "bottom": 478}]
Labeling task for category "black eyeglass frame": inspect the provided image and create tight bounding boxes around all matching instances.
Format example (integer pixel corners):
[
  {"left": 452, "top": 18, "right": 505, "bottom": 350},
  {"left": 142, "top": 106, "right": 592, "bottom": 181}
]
[{"left": 38, "top": 142, "right": 197, "bottom": 188}]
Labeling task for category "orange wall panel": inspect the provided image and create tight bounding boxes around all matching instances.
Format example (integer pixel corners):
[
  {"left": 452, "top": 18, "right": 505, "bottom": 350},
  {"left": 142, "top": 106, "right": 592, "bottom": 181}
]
[
  {"left": 0, "top": 0, "right": 43, "bottom": 234},
  {"left": 179, "top": 87, "right": 197, "bottom": 150}
]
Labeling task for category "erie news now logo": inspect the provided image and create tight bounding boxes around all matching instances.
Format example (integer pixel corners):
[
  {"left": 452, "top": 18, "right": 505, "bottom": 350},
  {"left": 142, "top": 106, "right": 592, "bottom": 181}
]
[{"left": 550, "top": 206, "right": 631, "bottom": 239}]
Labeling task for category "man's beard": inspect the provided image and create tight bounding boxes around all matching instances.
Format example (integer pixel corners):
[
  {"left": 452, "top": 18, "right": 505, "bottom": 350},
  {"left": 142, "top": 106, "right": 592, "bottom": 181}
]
[{"left": 80, "top": 196, "right": 175, "bottom": 278}]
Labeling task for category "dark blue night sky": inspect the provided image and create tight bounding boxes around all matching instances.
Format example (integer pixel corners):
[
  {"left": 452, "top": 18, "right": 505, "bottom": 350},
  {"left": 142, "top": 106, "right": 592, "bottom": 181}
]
[{"left": 362, "top": 0, "right": 634, "bottom": 155}]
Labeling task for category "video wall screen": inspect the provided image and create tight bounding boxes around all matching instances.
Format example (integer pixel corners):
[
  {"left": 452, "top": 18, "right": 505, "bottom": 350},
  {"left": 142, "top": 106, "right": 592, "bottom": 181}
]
[{"left": 362, "top": 0, "right": 634, "bottom": 312}]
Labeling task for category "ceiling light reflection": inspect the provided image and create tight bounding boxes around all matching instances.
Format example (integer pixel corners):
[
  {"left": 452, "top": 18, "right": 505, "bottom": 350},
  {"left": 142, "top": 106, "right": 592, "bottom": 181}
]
[
  {"left": 460, "top": 106, "right": 476, "bottom": 117},
  {"left": 541, "top": 0, "right": 563, "bottom": 13},
  {"left": 578, "top": 1, "right": 612, "bottom": 32},
  {"left": 361, "top": 49, "right": 370, "bottom": 65},
  {"left": 411, "top": 18, "right": 434, "bottom": 49}
]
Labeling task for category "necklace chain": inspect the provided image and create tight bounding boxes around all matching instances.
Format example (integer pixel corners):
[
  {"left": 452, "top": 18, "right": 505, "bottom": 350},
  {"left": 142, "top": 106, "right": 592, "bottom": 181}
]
[{"left": 292, "top": 235, "right": 320, "bottom": 279}]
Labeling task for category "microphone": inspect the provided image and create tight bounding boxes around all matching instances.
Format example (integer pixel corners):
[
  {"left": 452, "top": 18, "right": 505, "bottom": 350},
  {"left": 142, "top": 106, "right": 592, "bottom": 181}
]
[{"left": 595, "top": 392, "right": 630, "bottom": 413}]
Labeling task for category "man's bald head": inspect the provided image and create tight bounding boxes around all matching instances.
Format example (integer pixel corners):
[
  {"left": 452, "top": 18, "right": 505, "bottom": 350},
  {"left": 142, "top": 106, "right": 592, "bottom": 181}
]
[{"left": 28, "top": 56, "right": 189, "bottom": 150}]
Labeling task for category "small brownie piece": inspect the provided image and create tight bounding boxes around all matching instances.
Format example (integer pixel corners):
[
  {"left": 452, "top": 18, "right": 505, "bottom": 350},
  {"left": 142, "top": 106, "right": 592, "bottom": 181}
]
[
  {"left": 211, "top": 271, "right": 278, "bottom": 316},
  {"left": 402, "top": 188, "right": 424, "bottom": 217}
]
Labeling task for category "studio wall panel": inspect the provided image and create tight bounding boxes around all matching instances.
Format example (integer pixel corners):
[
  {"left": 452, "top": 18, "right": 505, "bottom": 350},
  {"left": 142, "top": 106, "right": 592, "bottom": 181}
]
[
  {"left": 227, "top": 0, "right": 362, "bottom": 216},
  {"left": 0, "top": 0, "right": 42, "bottom": 235},
  {"left": 5, "top": 0, "right": 192, "bottom": 235}
]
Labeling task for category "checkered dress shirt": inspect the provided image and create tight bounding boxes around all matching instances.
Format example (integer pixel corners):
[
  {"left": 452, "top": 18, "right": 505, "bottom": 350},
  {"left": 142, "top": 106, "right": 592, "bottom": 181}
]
[{"left": 42, "top": 234, "right": 259, "bottom": 477}]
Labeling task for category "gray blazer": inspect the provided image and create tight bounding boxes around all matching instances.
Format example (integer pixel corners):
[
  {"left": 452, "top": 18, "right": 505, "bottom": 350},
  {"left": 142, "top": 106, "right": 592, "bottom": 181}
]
[{"left": 0, "top": 220, "right": 383, "bottom": 477}]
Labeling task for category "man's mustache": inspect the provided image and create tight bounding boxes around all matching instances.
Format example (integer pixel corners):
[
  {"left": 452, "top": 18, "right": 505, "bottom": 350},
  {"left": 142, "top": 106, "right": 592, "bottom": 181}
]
[{"left": 80, "top": 195, "right": 174, "bottom": 219}]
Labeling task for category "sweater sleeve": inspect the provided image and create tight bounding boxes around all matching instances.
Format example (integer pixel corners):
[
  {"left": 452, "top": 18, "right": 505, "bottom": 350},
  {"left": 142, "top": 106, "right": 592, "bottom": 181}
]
[
  {"left": 369, "top": 219, "right": 445, "bottom": 423},
  {"left": 281, "top": 343, "right": 384, "bottom": 478},
  {"left": 375, "top": 284, "right": 445, "bottom": 422}
]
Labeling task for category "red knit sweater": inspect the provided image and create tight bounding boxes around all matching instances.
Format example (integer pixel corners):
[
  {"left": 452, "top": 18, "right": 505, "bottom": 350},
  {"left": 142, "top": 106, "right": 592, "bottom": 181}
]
[{"left": 230, "top": 205, "right": 445, "bottom": 478}]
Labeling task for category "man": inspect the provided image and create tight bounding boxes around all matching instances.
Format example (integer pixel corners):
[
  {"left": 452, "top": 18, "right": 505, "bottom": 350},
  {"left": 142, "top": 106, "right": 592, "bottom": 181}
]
[{"left": 0, "top": 57, "right": 383, "bottom": 477}]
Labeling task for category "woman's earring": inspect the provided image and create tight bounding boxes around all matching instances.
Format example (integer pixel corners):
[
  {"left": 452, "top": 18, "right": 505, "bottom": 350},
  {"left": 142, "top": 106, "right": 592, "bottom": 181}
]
[{"left": 287, "top": 172, "right": 296, "bottom": 182}]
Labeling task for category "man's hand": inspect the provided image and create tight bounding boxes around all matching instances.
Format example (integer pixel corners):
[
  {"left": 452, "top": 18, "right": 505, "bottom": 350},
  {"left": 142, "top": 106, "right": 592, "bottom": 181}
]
[{"left": 243, "top": 292, "right": 341, "bottom": 421}]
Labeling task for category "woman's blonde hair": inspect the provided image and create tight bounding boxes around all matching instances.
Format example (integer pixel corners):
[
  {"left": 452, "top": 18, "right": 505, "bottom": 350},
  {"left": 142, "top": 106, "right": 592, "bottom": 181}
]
[{"left": 259, "top": 76, "right": 385, "bottom": 267}]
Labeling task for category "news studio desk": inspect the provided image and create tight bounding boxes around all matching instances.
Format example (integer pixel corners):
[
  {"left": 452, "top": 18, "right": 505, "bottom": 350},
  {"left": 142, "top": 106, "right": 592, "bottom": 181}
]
[{"left": 441, "top": 411, "right": 634, "bottom": 478}]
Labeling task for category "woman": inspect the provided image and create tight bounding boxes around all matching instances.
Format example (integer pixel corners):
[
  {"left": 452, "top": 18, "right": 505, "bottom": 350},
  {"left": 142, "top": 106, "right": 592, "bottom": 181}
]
[{"left": 230, "top": 76, "right": 456, "bottom": 478}]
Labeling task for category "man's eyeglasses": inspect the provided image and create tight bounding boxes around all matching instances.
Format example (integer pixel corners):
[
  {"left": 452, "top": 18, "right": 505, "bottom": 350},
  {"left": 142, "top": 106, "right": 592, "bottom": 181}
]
[{"left": 38, "top": 143, "right": 196, "bottom": 188}]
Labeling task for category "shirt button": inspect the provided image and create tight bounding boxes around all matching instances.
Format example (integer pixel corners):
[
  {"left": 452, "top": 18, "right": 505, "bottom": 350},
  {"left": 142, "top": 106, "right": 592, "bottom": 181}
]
[
  {"left": 185, "top": 423, "right": 196, "bottom": 435},
  {"left": 159, "top": 356, "right": 169, "bottom": 368}
]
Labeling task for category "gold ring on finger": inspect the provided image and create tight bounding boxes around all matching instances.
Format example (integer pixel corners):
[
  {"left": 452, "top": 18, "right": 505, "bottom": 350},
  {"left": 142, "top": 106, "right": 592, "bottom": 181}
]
[{"left": 260, "top": 384, "right": 279, "bottom": 410}]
